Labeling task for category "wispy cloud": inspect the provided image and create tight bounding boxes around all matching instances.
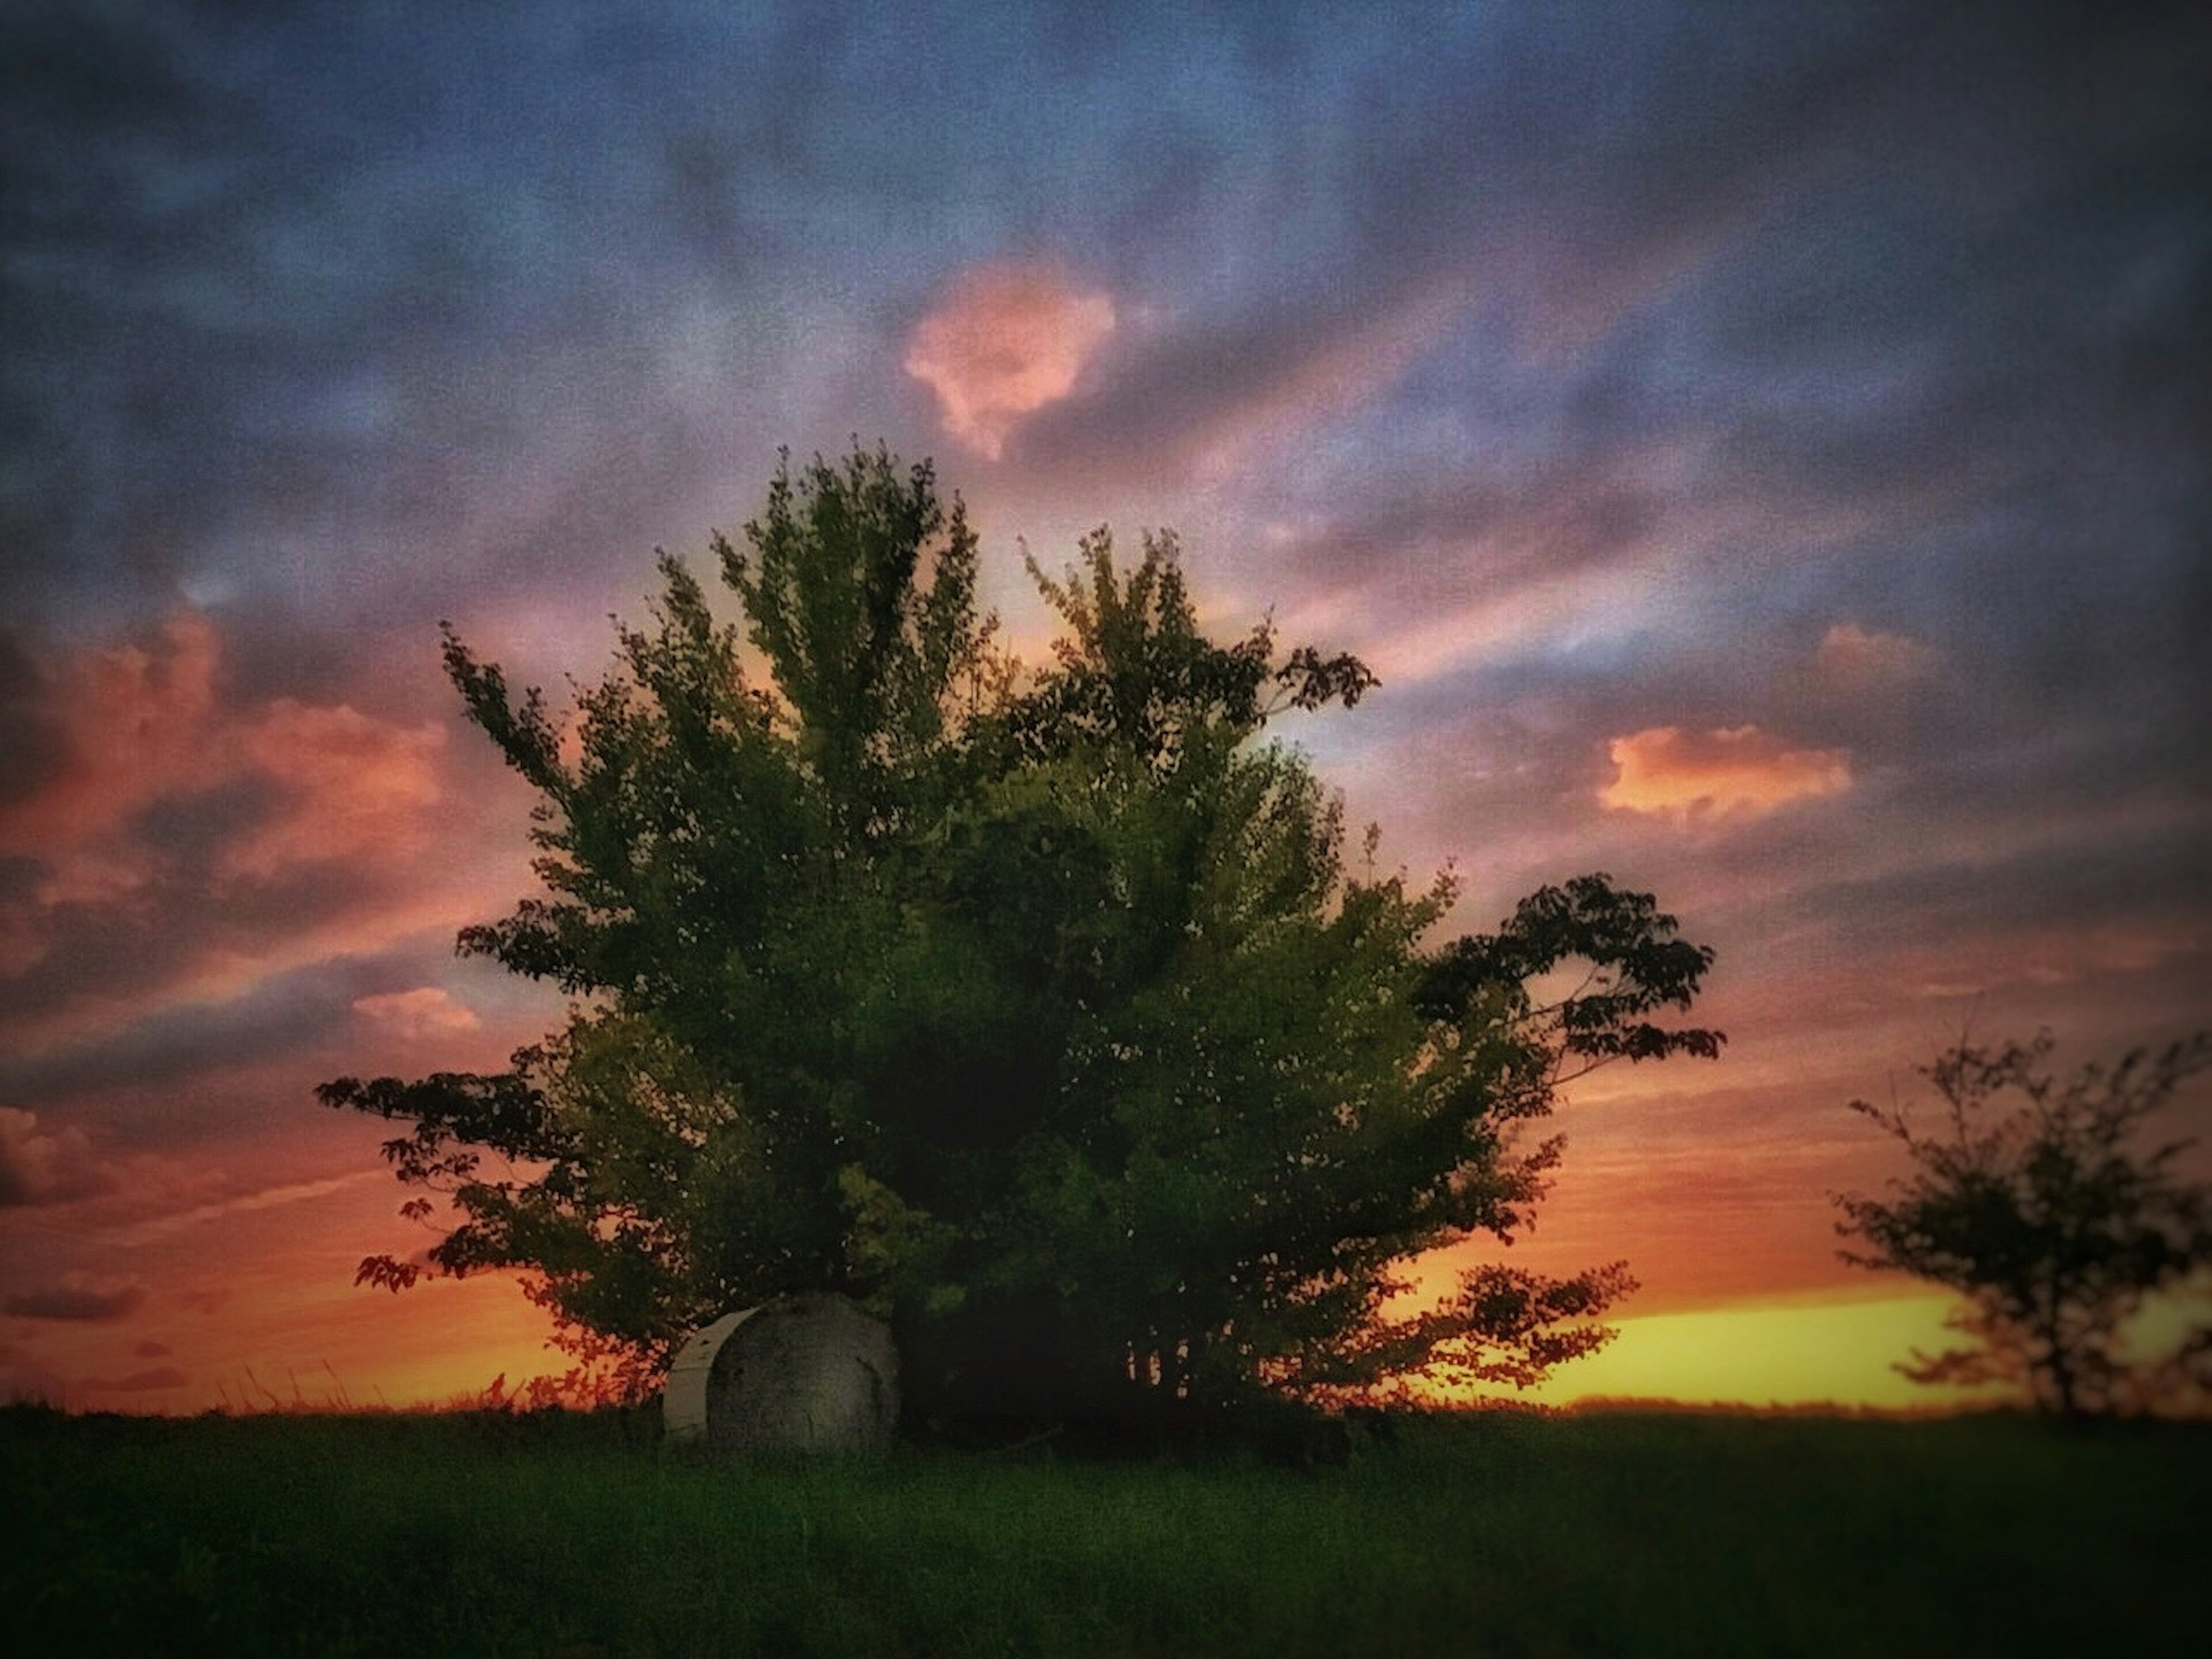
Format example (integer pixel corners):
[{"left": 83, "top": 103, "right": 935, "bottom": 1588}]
[
  {"left": 4, "top": 1273, "right": 146, "bottom": 1323},
  {"left": 79, "top": 1365, "right": 188, "bottom": 1394},
  {"left": 113, "top": 1173, "right": 382, "bottom": 1251}
]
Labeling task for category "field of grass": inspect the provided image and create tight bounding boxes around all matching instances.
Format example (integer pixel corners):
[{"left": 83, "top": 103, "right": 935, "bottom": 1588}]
[{"left": 2, "top": 1403, "right": 2203, "bottom": 1657}]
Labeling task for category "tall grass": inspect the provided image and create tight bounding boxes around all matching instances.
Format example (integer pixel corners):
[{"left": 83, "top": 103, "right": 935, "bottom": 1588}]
[{"left": 2, "top": 1404, "right": 2201, "bottom": 1657}]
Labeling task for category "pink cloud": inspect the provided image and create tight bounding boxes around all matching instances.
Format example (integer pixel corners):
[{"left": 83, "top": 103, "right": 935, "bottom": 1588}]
[
  {"left": 1603, "top": 725, "right": 1852, "bottom": 818},
  {"left": 351, "top": 987, "right": 480, "bottom": 1041},
  {"left": 0, "top": 1107, "right": 112, "bottom": 1207},
  {"left": 0, "top": 614, "right": 219, "bottom": 904},
  {"left": 0, "top": 610, "right": 531, "bottom": 1055},
  {"left": 226, "top": 700, "right": 445, "bottom": 879},
  {"left": 0, "top": 611, "right": 448, "bottom": 919},
  {"left": 904, "top": 260, "right": 1116, "bottom": 459}
]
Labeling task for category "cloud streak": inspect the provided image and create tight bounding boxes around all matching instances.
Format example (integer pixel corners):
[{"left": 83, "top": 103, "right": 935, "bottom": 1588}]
[
  {"left": 113, "top": 1173, "right": 381, "bottom": 1251},
  {"left": 5, "top": 1274, "right": 146, "bottom": 1323}
]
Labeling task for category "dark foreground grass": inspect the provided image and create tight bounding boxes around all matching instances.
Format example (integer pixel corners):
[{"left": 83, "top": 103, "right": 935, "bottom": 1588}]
[{"left": 2, "top": 1404, "right": 2203, "bottom": 1657}]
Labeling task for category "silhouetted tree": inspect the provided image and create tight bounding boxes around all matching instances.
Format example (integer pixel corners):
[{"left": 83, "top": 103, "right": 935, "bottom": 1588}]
[
  {"left": 1833, "top": 1030, "right": 2212, "bottom": 1420},
  {"left": 321, "top": 444, "right": 1723, "bottom": 1418}
]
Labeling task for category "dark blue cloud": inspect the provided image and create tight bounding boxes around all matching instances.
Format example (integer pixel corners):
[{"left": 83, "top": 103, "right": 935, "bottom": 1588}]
[{"left": 0, "top": 944, "right": 441, "bottom": 1110}]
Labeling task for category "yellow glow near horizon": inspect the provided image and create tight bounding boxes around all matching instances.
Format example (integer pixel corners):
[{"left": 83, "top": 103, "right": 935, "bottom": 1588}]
[{"left": 1437, "top": 1293, "right": 2017, "bottom": 1412}]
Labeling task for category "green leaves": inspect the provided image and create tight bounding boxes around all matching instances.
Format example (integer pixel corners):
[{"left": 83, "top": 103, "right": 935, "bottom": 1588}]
[
  {"left": 722, "top": 444, "right": 993, "bottom": 829},
  {"left": 1834, "top": 1029, "right": 2212, "bottom": 1418},
  {"left": 322, "top": 443, "right": 1724, "bottom": 1414},
  {"left": 1416, "top": 874, "right": 1724, "bottom": 1080}
]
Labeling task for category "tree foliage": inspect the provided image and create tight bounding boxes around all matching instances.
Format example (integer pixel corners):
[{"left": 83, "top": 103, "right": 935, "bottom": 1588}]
[
  {"left": 321, "top": 444, "right": 1722, "bottom": 1417},
  {"left": 1833, "top": 1030, "right": 2212, "bottom": 1420}
]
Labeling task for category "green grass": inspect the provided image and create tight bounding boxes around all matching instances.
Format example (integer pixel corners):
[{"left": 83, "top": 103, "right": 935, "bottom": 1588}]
[{"left": 2, "top": 1404, "right": 2202, "bottom": 1657}]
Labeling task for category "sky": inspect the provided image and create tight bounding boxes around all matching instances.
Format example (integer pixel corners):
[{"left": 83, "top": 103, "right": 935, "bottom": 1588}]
[{"left": 3, "top": 0, "right": 2209, "bottom": 1414}]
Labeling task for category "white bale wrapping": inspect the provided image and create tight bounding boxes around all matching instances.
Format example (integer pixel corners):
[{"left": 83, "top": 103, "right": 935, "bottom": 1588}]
[{"left": 662, "top": 1293, "right": 898, "bottom": 1457}]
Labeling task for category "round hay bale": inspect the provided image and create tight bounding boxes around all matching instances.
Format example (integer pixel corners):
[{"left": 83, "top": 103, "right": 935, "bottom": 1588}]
[{"left": 662, "top": 1293, "right": 899, "bottom": 1457}]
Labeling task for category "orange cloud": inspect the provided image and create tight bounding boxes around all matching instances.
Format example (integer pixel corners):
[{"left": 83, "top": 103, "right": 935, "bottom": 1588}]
[
  {"left": 352, "top": 986, "right": 480, "bottom": 1041},
  {"left": 1603, "top": 725, "right": 1851, "bottom": 817},
  {"left": 904, "top": 260, "right": 1115, "bottom": 459},
  {"left": 226, "top": 699, "right": 445, "bottom": 879}
]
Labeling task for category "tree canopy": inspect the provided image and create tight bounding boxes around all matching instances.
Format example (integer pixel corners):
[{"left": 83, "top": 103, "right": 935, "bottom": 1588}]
[
  {"left": 321, "top": 444, "right": 1722, "bottom": 1417},
  {"left": 1833, "top": 1029, "right": 2212, "bottom": 1420}
]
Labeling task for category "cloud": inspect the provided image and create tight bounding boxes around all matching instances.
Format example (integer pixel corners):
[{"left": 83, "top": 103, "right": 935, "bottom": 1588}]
[
  {"left": 0, "top": 613, "right": 222, "bottom": 870},
  {"left": 351, "top": 986, "right": 480, "bottom": 1041},
  {"left": 1811, "top": 623, "right": 1937, "bottom": 691},
  {"left": 113, "top": 1172, "right": 380, "bottom": 1249},
  {"left": 82, "top": 1366, "right": 188, "bottom": 1394},
  {"left": 226, "top": 701, "right": 445, "bottom": 880},
  {"left": 4, "top": 1274, "right": 146, "bottom": 1323},
  {"left": 0, "top": 1106, "right": 112, "bottom": 1206},
  {"left": 0, "top": 611, "right": 521, "bottom": 1060},
  {"left": 0, "top": 946, "right": 520, "bottom": 1111},
  {"left": 1010, "top": 280, "right": 1469, "bottom": 491},
  {"left": 1603, "top": 726, "right": 1853, "bottom": 819},
  {"left": 0, "top": 612, "right": 446, "bottom": 911},
  {"left": 904, "top": 260, "right": 1116, "bottom": 459}
]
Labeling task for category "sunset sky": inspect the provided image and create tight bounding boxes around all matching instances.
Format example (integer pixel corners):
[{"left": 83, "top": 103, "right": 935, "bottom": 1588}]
[{"left": 3, "top": 2, "right": 2208, "bottom": 1415}]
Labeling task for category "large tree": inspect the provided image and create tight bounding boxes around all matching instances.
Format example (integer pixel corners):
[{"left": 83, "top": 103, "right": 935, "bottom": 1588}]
[
  {"left": 1833, "top": 1030, "right": 2212, "bottom": 1420},
  {"left": 322, "top": 445, "right": 1722, "bottom": 1416}
]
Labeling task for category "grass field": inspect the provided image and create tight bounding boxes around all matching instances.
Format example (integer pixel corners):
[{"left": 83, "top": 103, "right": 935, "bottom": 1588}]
[{"left": 2, "top": 1403, "right": 2202, "bottom": 1657}]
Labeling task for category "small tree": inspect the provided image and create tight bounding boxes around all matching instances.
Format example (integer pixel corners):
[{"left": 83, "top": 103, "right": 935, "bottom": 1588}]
[{"left": 1833, "top": 1030, "right": 2212, "bottom": 1420}]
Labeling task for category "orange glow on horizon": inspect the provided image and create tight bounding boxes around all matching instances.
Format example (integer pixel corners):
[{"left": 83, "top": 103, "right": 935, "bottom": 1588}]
[{"left": 43, "top": 1271, "right": 567, "bottom": 1416}]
